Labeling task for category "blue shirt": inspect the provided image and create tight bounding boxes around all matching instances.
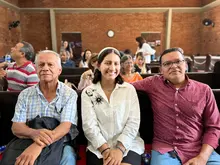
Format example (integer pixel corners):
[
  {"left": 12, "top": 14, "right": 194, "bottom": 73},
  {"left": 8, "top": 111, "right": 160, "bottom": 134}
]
[
  {"left": 12, "top": 81, "right": 78, "bottom": 139},
  {"left": 61, "top": 60, "right": 75, "bottom": 68}
]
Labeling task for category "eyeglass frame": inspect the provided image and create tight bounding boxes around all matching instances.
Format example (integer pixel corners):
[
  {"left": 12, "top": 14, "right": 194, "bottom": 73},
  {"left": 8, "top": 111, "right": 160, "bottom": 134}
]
[
  {"left": 161, "top": 59, "right": 185, "bottom": 68},
  {"left": 123, "top": 61, "right": 133, "bottom": 65}
]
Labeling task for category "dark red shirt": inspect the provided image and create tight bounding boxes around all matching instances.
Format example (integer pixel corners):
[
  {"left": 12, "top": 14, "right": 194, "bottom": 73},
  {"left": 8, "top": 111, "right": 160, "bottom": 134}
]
[{"left": 133, "top": 75, "right": 220, "bottom": 163}]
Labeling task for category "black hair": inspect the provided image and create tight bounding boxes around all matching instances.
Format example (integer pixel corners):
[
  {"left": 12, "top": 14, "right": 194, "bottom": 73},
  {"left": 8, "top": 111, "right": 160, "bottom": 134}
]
[
  {"left": 63, "top": 41, "right": 71, "bottom": 52},
  {"left": 93, "top": 47, "right": 124, "bottom": 84},
  {"left": 124, "top": 49, "right": 132, "bottom": 55},
  {"left": 159, "top": 47, "right": 184, "bottom": 64},
  {"left": 83, "top": 49, "right": 92, "bottom": 62},
  {"left": 88, "top": 53, "right": 98, "bottom": 71},
  {"left": 135, "top": 36, "right": 146, "bottom": 49}
]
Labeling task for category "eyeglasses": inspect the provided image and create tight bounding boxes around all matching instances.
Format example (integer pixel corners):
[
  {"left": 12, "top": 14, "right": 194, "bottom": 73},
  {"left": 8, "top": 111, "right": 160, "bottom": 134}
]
[
  {"left": 162, "top": 59, "right": 185, "bottom": 68},
  {"left": 124, "top": 62, "right": 133, "bottom": 65}
]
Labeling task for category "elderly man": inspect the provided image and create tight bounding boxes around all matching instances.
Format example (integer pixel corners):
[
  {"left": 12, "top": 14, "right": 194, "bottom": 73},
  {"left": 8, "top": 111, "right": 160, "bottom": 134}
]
[
  {"left": 60, "top": 50, "right": 75, "bottom": 68},
  {"left": 133, "top": 48, "right": 220, "bottom": 165},
  {"left": 11, "top": 50, "right": 78, "bottom": 165},
  {"left": 0, "top": 41, "right": 39, "bottom": 91}
]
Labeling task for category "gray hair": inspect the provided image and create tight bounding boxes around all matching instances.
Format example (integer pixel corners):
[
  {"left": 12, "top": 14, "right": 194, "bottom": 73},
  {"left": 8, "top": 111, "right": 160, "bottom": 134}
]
[
  {"left": 120, "top": 54, "right": 135, "bottom": 75},
  {"left": 35, "top": 50, "right": 62, "bottom": 69},
  {"left": 60, "top": 50, "right": 70, "bottom": 59},
  {"left": 20, "top": 41, "right": 35, "bottom": 61}
]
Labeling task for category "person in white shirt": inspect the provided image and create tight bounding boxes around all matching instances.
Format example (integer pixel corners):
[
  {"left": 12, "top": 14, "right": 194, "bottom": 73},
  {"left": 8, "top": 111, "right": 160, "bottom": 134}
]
[
  {"left": 136, "top": 36, "right": 156, "bottom": 64},
  {"left": 78, "top": 53, "right": 98, "bottom": 90},
  {"left": 79, "top": 49, "right": 92, "bottom": 68},
  {"left": 81, "top": 47, "right": 144, "bottom": 165}
]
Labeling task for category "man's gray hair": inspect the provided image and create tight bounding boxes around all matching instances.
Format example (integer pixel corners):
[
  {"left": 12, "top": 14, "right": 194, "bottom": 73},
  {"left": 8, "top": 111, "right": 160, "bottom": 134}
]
[
  {"left": 35, "top": 50, "right": 62, "bottom": 69},
  {"left": 20, "top": 41, "right": 35, "bottom": 61}
]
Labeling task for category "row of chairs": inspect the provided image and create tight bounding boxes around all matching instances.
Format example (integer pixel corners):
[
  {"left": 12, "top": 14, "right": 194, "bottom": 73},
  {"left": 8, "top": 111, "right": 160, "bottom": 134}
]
[
  {"left": 187, "top": 55, "right": 220, "bottom": 72},
  {"left": 144, "top": 55, "right": 220, "bottom": 73},
  {"left": 59, "top": 54, "right": 220, "bottom": 75}
]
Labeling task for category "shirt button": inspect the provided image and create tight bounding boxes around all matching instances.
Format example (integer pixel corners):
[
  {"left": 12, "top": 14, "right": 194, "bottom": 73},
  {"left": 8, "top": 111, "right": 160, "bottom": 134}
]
[
  {"left": 176, "top": 126, "right": 179, "bottom": 129},
  {"left": 175, "top": 104, "right": 177, "bottom": 106},
  {"left": 176, "top": 114, "right": 179, "bottom": 117}
]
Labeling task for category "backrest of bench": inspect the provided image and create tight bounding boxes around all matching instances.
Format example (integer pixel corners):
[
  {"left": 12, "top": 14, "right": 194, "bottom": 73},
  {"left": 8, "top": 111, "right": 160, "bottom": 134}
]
[{"left": 0, "top": 90, "right": 219, "bottom": 153}]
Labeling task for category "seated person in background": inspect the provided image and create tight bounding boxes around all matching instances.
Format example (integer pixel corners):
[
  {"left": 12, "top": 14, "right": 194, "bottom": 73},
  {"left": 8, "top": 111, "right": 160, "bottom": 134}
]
[
  {"left": 78, "top": 53, "right": 98, "bottom": 90},
  {"left": 134, "top": 52, "right": 151, "bottom": 74},
  {"left": 120, "top": 55, "right": 143, "bottom": 83},
  {"left": 63, "top": 41, "right": 73, "bottom": 59},
  {"left": 0, "top": 41, "right": 39, "bottom": 91},
  {"left": 81, "top": 47, "right": 144, "bottom": 165},
  {"left": 79, "top": 49, "right": 92, "bottom": 68},
  {"left": 133, "top": 47, "right": 220, "bottom": 165},
  {"left": 11, "top": 50, "right": 78, "bottom": 165},
  {"left": 124, "top": 48, "right": 135, "bottom": 59},
  {"left": 60, "top": 50, "right": 75, "bottom": 68}
]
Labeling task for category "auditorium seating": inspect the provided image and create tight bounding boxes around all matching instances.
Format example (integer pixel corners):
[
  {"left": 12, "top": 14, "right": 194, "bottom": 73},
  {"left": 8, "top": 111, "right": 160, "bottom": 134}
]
[
  {"left": 61, "top": 68, "right": 89, "bottom": 75},
  {"left": 191, "top": 55, "right": 211, "bottom": 72},
  {"left": 210, "top": 56, "right": 220, "bottom": 72},
  {"left": 59, "top": 75, "right": 81, "bottom": 87},
  {"left": 0, "top": 89, "right": 219, "bottom": 164},
  {"left": 58, "top": 72, "right": 220, "bottom": 89}
]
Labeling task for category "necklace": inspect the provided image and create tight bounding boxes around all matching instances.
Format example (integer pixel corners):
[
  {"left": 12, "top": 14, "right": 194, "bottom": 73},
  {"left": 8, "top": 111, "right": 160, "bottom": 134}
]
[{"left": 103, "top": 88, "right": 114, "bottom": 92}]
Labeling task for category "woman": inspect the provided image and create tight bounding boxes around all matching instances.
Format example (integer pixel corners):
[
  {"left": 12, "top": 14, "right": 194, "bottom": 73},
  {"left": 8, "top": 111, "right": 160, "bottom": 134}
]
[
  {"left": 135, "top": 36, "right": 156, "bottom": 64},
  {"left": 79, "top": 49, "right": 92, "bottom": 68},
  {"left": 134, "top": 52, "right": 151, "bottom": 74},
  {"left": 78, "top": 53, "right": 98, "bottom": 90},
  {"left": 81, "top": 47, "right": 144, "bottom": 165},
  {"left": 121, "top": 55, "right": 143, "bottom": 83},
  {"left": 63, "top": 41, "right": 73, "bottom": 59}
]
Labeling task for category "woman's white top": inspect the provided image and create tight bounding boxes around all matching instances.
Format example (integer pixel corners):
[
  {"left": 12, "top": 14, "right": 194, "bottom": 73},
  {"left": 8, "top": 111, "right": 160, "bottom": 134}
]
[
  {"left": 81, "top": 82, "right": 144, "bottom": 158},
  {"left": 79, "top": 60, "right": 88, "bottom": 68},
  {"left": 137, "top": 43, "right": 156, "bottom": 63}
]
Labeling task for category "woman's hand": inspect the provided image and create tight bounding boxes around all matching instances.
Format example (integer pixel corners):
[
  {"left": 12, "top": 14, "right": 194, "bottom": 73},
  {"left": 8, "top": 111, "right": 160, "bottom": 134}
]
[
  {"left": 82, "top": 69, "right": 93, "bottom": 79},
  {"left": 103, "top": 149, "right": 123, "bottom": 165}
]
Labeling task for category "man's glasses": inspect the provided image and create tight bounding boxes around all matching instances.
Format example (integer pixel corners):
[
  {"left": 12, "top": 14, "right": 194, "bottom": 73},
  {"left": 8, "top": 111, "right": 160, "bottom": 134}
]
[{"left": 162, "top": 59, "right": 185, "bottom": 68}]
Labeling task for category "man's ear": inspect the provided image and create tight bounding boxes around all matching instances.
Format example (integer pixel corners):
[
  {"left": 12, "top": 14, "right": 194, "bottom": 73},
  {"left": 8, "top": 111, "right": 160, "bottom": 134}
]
[
  {"left": 58, "top": 68, "right": 62, "bottom": 75},
  {"left": 20, "top": 52, "right": 25, "bottom": 58}
]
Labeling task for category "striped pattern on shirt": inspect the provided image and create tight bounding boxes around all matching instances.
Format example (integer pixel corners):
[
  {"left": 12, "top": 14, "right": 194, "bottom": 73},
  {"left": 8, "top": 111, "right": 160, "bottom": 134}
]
[{"left": 6, "top": 61, "right": 39, "bottom": 91}]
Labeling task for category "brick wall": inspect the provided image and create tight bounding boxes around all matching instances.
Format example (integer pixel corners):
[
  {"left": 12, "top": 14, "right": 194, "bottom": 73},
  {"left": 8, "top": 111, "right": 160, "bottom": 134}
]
[
  {"left": 171, "top": 13, "right": 201, "bottom": 55},
  {"left": 0, "top": 6, "right": 21, "bottom": 57},
  {"left": 202, "top": 0, "right": 216, "bottom": 6},
  {"left": 1, "top": 0, "right": 220, "bottom": 57},
  {"left": 20, "top": 12, "right": 52, "bottom": 53},
  {"left": 5, "top": 0, "right": 19, "bottom": 7},
  {"left": 55, "top": 12, "right": 166, "bottom": 54},
  {"left": 19, "top": 0, "right": 202, "bottom": 8},
  {"left": 9, "top": 11, "right": 211, "bottom": 57},
  {"left": 200, "top": 5, "right": 220, "bottom": 55}
]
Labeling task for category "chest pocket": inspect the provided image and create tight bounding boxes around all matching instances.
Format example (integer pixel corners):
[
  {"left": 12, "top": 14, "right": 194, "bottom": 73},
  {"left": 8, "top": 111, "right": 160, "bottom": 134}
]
[{"left": 180, "top": 94, "right": 206, "bottom": 119}]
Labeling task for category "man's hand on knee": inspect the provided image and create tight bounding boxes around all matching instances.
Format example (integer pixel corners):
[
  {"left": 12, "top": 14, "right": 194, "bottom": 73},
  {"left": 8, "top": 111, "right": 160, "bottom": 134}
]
[{"left": 183, "top": 155, "right": 208, "bottom": 165}]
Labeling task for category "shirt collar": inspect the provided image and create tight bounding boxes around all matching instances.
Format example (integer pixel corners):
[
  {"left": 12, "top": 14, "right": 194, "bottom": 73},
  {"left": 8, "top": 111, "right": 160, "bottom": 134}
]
[
  {"left": 161, "top": 74, "right": 191, "bottom": 87},
  {"left": 95, "top": 81, "right": 127, "bottom": 89},
  {"left": 35, "top": 80, "right": 61, "bottom": 97},
  {"left": 90, "top": 81, "right": 127, "bottom": 95},
  {"left": 13, "top": 61, "right": 32, "bottom": 69}
]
